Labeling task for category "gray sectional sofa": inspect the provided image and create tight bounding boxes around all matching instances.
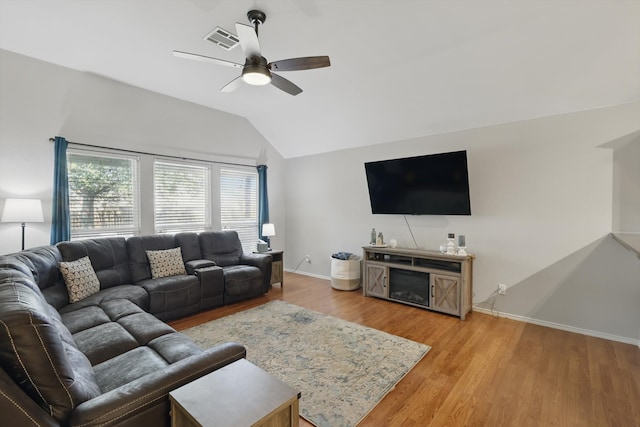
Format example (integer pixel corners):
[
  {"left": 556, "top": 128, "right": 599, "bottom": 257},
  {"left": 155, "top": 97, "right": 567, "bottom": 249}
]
[{"left": 0, "top": 230, "right": 272, "bottom": 426}]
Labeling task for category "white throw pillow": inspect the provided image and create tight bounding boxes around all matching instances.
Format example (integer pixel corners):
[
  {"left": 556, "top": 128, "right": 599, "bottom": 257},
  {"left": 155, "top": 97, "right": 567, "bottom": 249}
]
[
  {"left": 59, "top": 256, "right": 100, "bottom": 303},
  {"left": 146, "top": 247, "right": 187, "bottom": 279}
]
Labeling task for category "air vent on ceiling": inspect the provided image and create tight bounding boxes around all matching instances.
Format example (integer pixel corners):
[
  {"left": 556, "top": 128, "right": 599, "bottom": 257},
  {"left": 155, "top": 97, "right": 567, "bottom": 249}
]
[{"left": 203, "top": 26, "right": 240, "bottom": 51}]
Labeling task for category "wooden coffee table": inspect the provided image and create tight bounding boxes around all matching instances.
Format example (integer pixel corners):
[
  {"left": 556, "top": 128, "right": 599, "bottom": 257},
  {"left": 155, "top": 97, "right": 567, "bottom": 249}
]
[{"left": 169, "top": 359, "right": 300, "bottom": 427}]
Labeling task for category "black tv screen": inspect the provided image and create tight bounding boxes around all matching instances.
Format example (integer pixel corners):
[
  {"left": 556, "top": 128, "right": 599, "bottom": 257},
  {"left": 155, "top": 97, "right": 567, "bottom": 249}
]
[{"left": 364, "top": 150, "right": 471, "bottom": 215}]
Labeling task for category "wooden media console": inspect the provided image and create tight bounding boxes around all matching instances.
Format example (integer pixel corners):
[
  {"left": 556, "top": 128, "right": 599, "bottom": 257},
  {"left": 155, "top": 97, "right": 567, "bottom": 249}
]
[{"left": 362, "top": 246, "right": 474, "bottom": 320}]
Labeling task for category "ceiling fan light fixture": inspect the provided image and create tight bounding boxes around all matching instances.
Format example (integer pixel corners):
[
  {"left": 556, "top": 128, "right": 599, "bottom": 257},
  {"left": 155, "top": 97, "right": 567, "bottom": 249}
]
[
  {"left": 174, "top": 9, "right": 330, "bottom": 95},
  {"left": 242, "top": 69, "right": 272, "bottom": 85}
]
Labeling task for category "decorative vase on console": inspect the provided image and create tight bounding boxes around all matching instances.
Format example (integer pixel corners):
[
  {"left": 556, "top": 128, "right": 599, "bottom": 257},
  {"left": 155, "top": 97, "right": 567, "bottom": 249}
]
[
  {"left": 446, "top": 233, "right": 456, "bottom": 255},
  {"left": 457, "top": 235, "right": 467, "bottom": 255}
]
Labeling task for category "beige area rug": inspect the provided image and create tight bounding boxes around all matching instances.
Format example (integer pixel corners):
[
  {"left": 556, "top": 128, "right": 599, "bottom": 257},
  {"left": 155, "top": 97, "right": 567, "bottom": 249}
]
[{"left": 182, "top": 300, "right": 430, "bottom": 427}]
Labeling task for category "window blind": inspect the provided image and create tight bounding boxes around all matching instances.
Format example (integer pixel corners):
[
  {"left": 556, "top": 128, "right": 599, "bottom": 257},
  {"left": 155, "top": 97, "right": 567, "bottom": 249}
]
[
  {"left": 220, "top": 167, "right": 258, "bottom": 252},
  {"left": 154, "top": 160, "right": 210, "bottom": 233}
]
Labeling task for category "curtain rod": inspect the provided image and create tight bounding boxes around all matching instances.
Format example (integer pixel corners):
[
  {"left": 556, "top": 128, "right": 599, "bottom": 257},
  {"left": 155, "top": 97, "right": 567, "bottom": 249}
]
[{"left": 48, "top": 137, "right": 257, "bottom": 168}]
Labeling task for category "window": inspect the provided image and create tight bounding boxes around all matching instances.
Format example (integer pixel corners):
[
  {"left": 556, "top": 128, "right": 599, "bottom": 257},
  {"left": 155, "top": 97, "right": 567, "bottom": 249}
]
[
  {"left": 154, "top": 160, "right": 210, "bottom": 234},
  {"left": 67, "top": 150, "right": 140, "bottom": 239},
  {"left": 64, "top": 146, "right": 259, "bottom": 246},
  {"left": 220, "top": 167, "right": 258, "bottom": 252}
]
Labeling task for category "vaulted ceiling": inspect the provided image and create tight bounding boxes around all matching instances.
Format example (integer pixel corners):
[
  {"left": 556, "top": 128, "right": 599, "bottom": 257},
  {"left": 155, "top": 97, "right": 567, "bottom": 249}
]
[{"left": 1, "top": 1, "right": 639, "bottom": 158}]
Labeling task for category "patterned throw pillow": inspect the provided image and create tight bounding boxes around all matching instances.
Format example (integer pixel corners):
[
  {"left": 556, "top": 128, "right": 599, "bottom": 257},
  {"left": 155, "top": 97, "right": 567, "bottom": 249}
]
[
  {"left": 146, "top": 247, "right": 187, "bottom": 279},
  {"left": 59, "top": 256, "right": 101, "bottom": 303}
]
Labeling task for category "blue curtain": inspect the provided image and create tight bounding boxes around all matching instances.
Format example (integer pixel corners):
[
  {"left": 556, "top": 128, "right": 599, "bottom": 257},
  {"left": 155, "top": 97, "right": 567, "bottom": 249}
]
[
  {"left": 257, "top": 164, "right": 269, "bottom": 242},
  {"left": 50, "top": 136, "right": 70, "bottom": 244}
]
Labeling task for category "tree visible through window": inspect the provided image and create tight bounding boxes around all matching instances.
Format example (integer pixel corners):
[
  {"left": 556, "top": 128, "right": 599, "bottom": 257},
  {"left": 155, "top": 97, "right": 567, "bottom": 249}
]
[{"left": 67, "top": 151, "right": 139, "bottom": 238}]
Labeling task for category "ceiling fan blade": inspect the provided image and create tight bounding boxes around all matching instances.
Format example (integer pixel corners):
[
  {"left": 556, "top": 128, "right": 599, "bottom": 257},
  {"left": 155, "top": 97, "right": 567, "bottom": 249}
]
[
  {"left": 271, "top": 73, "right": 303, "bottom": 96},
  {"left": 221, "top": 76, "right": 244, "bottom": 93},
  {"left": 173, "top": 51, "right": 243, "bottom": 68},
  {"left": 269, "top": 56, "right": 331, "bottom": 72},
  {"left": 235, "top": 22, "right": 261, "bottom": 59}
]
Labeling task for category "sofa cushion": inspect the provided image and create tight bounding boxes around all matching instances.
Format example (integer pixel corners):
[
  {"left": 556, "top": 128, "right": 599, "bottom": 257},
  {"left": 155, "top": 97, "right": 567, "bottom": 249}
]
[
  {"left": 147, "top": 333, "right": 203, "bottom": 364},
  {"left": 57, "top": 284, "right": 149, "bottom": 315},
  {"left": 21, "top": 246, "right": 64, "bottom": 290},
  {"left": 199, "top": 231, "right": 243, "bottom": 266},
  {"left": 0, "top": 279, "right": 100, "bottom": 423},
  {"left": 73, "top": 321, "right": 140, "bottom": 366},
  {"left": 0, "top": 265, "right": 42, "bottom": 297},
  {"left": 43, "top": 304, "right": 94, "bottom": 363},
  {"left": 59, "top": 256, "right": 101, "bottom": 303},
  {"left": 100, "top": 297, "right": 149, "bottom": 321},
  {"left": 60, "top": 305, "right": 111, "bottom": 334},
  {"left": 64, "top": 342, "right": 101, "bottom": 397},
  {"left": 0, "top": 258, "right": 35, "bottom": 283},
  {"left": 58, "top": 238, "right": 131, "bottom": 289},
  {"left": 42, "top": 282, "right": 72, "bottom": 310},
  {"left": 126, "top": 235, "right": 179, "bottom": 283},
  {"left": 93, "top": 347, "right": 170, "bottom": 393},
  {"left": 222, "top": 265, "right": 263, "bottom": 296},
  {"left": 66, "top": 298, "right": 182, "bottom": 367},
  {"left": 117, "top": 311, "right": 176, "bottom": 344},
  {"left": 175, "top": 232, "right": 202, "bottom": 262},
  {"left": 137, "top": 275, "right": 201, "bottom": 318},
  {"left": 0, "top": 246, "right": 63, "bottom": 292},
  {"left": 146, "top": 248, "right": 187, "bottom": 279}
]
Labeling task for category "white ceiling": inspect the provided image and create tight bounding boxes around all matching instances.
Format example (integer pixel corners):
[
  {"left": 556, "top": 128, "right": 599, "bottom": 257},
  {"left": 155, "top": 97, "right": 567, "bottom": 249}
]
[{"left": 1, "top": 0, "right": 639, "bottom": 159}]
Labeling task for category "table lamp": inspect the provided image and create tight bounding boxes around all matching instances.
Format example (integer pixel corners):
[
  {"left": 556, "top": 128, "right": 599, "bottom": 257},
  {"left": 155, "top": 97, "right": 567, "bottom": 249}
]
[
  {"left": 262, "top": 223, "right": 275, "bottom": 250},
  {"left": 1, "top": 198, "right": 44, "bottom": 250}
]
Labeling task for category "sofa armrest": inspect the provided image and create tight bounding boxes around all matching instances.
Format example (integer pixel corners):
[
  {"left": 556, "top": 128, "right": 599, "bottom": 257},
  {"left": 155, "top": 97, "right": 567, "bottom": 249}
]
[
  {"left": 240, "top": 253, "right": 271, "bottom": 271},
  {"left": 184, "top": 259, "right": 216, "bottom": 275},
  {"left": 0, "top": 368, "right": 59, "bottom": 427},
  {"left": 195, "top": 266, "right": 224, "bottom": 310},
  {"left": 69, "top": 342, "right": 246, "bottom": 427},
  {"left": 240, "top": 253, "right": 272, "bottom": 292}
]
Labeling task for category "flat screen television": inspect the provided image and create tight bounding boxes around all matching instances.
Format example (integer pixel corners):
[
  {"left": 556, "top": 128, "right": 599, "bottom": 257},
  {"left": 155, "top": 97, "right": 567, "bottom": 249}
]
[{"left": 364, "top": 150, "right": 471, "bottom": 215}]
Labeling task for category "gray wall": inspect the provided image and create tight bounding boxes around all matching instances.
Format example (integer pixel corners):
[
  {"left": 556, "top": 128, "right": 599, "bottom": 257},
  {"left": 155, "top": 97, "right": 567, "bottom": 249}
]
[
  {"left": 612, "top": 130, "right": 640, "bottom": 233},
  {"left": 284, "top": 102, "right": 640, "bottom": 343},
  {"left": 499, "top": 234, "right": 640, "bottom": 341},
  {"left": 0, "top": 49, "right": 286, "bottom": 254}
]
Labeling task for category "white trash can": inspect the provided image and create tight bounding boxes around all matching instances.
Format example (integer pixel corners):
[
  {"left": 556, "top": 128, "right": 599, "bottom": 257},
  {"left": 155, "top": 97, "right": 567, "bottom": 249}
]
[{"left": 330, "top": 257, "right": 361, "bottom": 291}]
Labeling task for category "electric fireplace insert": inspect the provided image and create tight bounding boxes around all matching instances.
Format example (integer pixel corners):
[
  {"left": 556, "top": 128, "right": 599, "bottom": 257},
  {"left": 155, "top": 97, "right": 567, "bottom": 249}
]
[{"left": 388, "top": 268, "right": 430, "bottom": 307}]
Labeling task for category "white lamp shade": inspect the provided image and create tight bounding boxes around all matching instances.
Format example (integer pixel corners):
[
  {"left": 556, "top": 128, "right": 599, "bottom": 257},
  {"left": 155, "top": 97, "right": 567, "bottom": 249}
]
[
  {"left": 1, "top": 199, "right": 44, "bottom": 223},
  {"left": 262, "top": 223, "right": 276, "bottom": 237}
]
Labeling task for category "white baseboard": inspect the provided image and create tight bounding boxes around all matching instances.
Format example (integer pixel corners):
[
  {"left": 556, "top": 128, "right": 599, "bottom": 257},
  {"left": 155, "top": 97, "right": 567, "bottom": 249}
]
[
  {"left": 473, "top": 306, "right": 640, "bottom": 348},
  {"left": 281, "top": 271, "right": 640, "bottom": 348},
  {"left": 284, "top": 268, "right": 330, "bottom": 281}
]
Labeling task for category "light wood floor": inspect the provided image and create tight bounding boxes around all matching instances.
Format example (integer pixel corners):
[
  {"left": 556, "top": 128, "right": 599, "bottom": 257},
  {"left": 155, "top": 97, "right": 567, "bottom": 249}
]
[{"left": 170, "top": 272, "right": 640, "bottom": 427}]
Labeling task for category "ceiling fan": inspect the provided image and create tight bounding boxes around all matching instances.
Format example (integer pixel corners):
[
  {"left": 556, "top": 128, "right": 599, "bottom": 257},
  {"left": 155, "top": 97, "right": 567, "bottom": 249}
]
[{"left": 173, "top": 10, "right": 331, "bottom": 96}]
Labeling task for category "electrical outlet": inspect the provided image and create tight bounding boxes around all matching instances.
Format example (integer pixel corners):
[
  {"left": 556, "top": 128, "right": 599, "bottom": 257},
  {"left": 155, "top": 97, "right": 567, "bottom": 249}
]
[
  {"left": 498, "top": 283, "right": 507, "bottom": 295},
  {"left": 304, "top": 255, "right": 311, "bottom": 263}
]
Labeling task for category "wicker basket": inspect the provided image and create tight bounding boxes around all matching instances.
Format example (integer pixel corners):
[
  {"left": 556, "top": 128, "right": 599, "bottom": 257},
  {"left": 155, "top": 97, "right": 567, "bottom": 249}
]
[{"left": 330, "top": 258, "right": 361, "bottom": 291}]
